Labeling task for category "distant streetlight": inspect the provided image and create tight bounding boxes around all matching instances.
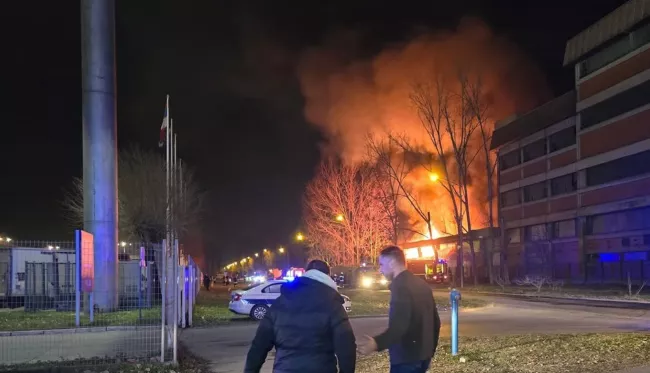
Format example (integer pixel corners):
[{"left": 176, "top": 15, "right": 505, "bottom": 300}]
[
  {"left": 429, "top": 172, "right": 439, "bottom": 182},
  {"left": 263, "top": 248, "right": 269, "bottom": 253},
  {"left": 295, "top": 232, "right": 304, "bottom": 242},
  {"left": 120, "top": 241, "right": 127, "bottom": 247},
  {"left": 255, "top": 253, "right": 259, "bottom": 257},
  {"left": 335, "top": 214, "right": 345, "bottom": 222},
  {"left": 278, "top": 247, "right": 285, "bottom": 254}
]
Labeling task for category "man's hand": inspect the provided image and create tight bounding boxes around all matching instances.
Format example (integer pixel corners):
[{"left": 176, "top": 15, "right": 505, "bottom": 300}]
[{"left": 357, "top": 335, "right": 378, "bottom": 356}]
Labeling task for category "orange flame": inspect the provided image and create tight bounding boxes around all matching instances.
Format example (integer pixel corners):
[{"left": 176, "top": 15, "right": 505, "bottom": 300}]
[{"left": 298, "top": 17, "right": 551, "bottom": 245}]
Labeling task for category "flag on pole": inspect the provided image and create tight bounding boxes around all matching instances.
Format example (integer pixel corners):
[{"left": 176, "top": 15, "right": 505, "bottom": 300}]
[{"left": 159, "top": 95, "right": 170, "bottom": 148}]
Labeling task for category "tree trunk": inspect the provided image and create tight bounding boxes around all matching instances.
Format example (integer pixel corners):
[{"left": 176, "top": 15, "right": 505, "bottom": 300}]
[
  {"left": 486, "top": 162, "right": 495, "bottom": 285},
  {"left": 462, "top": 193, "right": 478, "bottom": 286},
  {"left": 426, "top": 212, "right": 439, "bottom": 264},
  {"left": 499, "top": 217, "right": 511, "bottom": 284},
  {"left": 456, "top": 220, "right": 464, "bottom": 288}
]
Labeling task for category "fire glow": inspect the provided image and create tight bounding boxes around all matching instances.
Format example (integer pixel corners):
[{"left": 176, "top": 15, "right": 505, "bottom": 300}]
[{"left": 298, "top": 17, "right": 550, "bottom": 243}]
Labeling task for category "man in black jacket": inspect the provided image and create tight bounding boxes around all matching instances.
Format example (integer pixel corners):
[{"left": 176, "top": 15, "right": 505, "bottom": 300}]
[
  {"left": 244, "top": 260, "right": 356, "bottom": 373},
  {"left": 358, "top": 246, "right": 441, "bottom": 373}
]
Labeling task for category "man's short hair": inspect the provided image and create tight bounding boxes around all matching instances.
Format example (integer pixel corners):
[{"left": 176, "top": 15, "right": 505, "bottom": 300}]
[
  {"left": 379, "top": 245, "right": 406, "bottom": 265},
  {"left": 306, "top": 259, "right": 331, "bottom": 275}
]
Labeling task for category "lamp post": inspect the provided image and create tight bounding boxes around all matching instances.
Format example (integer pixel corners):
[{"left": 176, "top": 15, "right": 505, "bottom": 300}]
[{"left": 278, "top": 247, "right": 290, "bottom": 268}]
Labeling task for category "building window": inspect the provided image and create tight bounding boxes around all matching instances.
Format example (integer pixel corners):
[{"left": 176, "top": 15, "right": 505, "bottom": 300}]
[
  {"left": 586, "top": 150, "right": 650, "bottom": 186},
  {"left": 579, "top": 22, "right": 650, "bottom": 78},
  {"left": 586, "top": 207, "right": 650, "bottom": 235},
  {"left": 550, "top": 173, "right": 577, "bottom": 196},
  {"left": 507, "top": 228, "right": 521, "bottom": 243},
  {"left": 500, "top": 149, "right": 521, "bottom": 170},
  {"left": 525, "top": 224, "right": 547, "bottom": 241},
  {"left": 500, "top": 189, "right": 521, "bottom": 208},
  {"left": 549, "top": 126, "right": 576, "bottom": 152},
  {"left": 522, "top": 138, "right": 547, "bottom": 162},
  {"left": 553, "top": 219, "right": 576, "bottom": 238},
  {"left": 523, "top": 181, "right": 547, "bottom": 202},
  {"left": 580, "top": 78, "right": 650, "bottom": 129}
]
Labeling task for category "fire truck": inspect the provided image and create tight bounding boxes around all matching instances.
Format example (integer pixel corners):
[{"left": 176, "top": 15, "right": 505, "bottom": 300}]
[{"left": 406, "top": 258, "right": 451, "bottom": 284}]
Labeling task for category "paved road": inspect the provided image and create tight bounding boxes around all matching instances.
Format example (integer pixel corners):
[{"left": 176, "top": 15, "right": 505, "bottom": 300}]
[
  {"left": 181, "top": 300, "right": 650, "bottom": 373},
  {"left": 2, "top": 291, "right": 648, "bottom": 369}
]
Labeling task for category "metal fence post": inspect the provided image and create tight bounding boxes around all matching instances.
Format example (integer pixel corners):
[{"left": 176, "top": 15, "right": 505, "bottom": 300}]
[
  {"left": 160, "top": 239, "right": 166, "bottom": 363},
  {"left": 189, "top": 265, "right": 195, "bottom": 326},
  {"left": 450, "top": 288, "right": 461, "bottom": 356},
  {"left": 181, "top": 265, "right": 186, "bottom": 328}
]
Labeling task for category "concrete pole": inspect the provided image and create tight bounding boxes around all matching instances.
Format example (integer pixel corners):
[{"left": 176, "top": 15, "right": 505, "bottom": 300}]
[{"left": 81, "top": 0, "right": 118, "bottom": 311}]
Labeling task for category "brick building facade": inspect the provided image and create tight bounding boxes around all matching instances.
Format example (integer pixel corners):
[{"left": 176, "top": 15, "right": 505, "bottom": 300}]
[{"left": 491, "top": 0, "right": 650, "bottom": 283}]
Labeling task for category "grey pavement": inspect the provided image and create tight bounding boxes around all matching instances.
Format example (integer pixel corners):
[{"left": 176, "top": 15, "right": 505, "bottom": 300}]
[
  {"left": 2, "top": 293, "right": 649, "bottom": 370},
  {"left": 181, "top": 301, "right": 650, "bottom": 373}
]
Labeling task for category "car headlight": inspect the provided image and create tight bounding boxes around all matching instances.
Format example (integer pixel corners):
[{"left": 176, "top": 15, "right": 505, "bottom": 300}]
[
  {"left": 361, "top": 277, "right": 374, "bottom": 287},
  {"left": 379, "top": 278, "right": 388, "bottom": 285}
]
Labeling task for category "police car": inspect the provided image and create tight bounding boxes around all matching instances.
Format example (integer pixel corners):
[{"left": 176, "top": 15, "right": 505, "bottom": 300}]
[{"left": 229, "top": 280, "right": 352, "bottom": 320}]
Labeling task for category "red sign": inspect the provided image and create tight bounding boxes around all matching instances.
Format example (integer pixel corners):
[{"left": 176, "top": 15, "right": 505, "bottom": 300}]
[{"left": 76, "top": 230, "right": 95, "bottom": 292}]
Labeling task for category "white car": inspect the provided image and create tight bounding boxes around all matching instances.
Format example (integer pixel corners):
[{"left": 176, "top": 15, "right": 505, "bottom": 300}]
[{"left": 229, "top": 280, "right": 352, "bottom": 320}]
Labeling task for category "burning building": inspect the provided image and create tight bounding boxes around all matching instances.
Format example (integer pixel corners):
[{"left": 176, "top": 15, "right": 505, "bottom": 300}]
[{"left": 400, "top": 227, "right": 500, "bottom": 282}]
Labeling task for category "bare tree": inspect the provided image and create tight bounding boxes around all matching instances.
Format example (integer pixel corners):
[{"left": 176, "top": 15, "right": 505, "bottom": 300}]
[
  {"left": 303, "top": 159, "right": 391, "bottom": 266},
  {"left": 366, "top": 137, "right": 409, "bottom": 245},
  {"left": 62, "top": 146, "right": 205, "bottom": 244},
  {"left": 263, "top": 250, "right": 275, "bottom": 268},
  {"left": 464, "top": 74, "right": 500, "bottom": 285},
  {"left": 410, "top": 73, "right": 482, "bottom": 287},
  {"left": 367, "top": 136, "right": 440, "bottom": 263}
]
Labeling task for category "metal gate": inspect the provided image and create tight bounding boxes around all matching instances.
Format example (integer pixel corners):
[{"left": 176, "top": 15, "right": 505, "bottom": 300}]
[{"left": 24, "top": 262, "right": 76, "bottom": 311}]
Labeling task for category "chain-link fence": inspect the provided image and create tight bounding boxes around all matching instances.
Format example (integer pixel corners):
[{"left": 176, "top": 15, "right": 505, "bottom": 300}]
[{"left": 0, "top": 239, "right": 199, "bottom": 371}]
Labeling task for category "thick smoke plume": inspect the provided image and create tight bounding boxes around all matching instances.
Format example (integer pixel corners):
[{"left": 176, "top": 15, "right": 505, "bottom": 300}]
[{"left": 297, "top": 17, "right": 551, "bottom": 239}]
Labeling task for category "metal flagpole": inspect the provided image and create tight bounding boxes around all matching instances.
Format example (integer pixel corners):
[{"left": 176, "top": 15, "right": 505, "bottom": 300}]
[{"left": 161, "top": 94, "right": 170, "bottom": 362}]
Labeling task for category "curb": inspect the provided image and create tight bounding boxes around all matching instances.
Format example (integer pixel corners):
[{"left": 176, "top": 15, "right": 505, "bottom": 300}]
[
  {"left": 0, "top": 325, "right": 158, "bottom": 337},
  {"left": 466, "top": 291, "right": 650, "bottom": 310},
  {"left": 349, "top": 314, "right": 388, "bottom": 319}
]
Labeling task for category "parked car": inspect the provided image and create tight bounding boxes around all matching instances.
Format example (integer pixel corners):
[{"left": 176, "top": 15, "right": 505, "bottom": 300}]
[{"left": 228, "top": 280, "right": 352, "bottom": 320}]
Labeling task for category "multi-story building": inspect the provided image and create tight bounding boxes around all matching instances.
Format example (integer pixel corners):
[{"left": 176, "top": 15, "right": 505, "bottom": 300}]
[{"left": 491, "top": 0, "right": 650, "bottom": 283}]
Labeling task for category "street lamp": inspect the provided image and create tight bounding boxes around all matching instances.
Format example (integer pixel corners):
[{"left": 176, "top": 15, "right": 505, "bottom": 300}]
[
  {"left": 295, "top": 232, "right": 304, "bottom": 241},
  {"left": 278, "top": 247, "right": 285, "bottom": 254},
  {"left": 429, "top": 172, "right": 440, "bottom": 182},
  {"left": 255, "top": 253, "right": 259, "bottom": 257},
  {"left": 263, "top": 248, "right": 268, "bottom": 253},
  {"left": 335, "top": 214, "right": 344, "bottom": 222}
]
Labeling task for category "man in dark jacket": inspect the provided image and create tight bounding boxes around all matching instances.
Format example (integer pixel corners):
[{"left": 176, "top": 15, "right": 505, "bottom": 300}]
[
  {"left": 358, "top": 246, "right": 441, "bottom": 373},
  {"left": 244, "top": 260, "right": 356, "bottom": 373}
]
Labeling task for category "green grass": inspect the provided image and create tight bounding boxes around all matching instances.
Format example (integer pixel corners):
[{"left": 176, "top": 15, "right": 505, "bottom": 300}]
[
  {"left": 0, "top": 306, "right": 162, "bottom": 332},
  {"left": 0, "top": 284, "right": 486, "bottom": 332},
  {"left": 192, "top": 285, "right": 249, "bottom": 326},
  {"left": 344, "top": 289, "right": 488, "bottom": 316},
  {"left": 462, "top": 283, "right": 650, "bottom": 302},
  {"left": 0, "top": 343, "right": 209, "bottom": 373},
  {"left": 357, "top": 333, "right": 650, "bottom": 373}
]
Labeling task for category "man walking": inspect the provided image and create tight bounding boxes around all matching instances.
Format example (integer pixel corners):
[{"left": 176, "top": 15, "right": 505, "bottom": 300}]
[
  {"left": 244, "top": 260, "right": 356, "bottom": 373},
  {"left": 358, "top": 246, "right": 441, "bottom": 373}
]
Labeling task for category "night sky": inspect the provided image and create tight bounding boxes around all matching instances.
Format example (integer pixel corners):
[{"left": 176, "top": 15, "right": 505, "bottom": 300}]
[{"left": 3, "top": 0, "right": 626, "bottom": 265}]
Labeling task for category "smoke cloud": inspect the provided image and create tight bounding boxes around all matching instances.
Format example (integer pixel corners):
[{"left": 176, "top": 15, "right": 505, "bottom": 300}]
[
  {"left": 297, "top": 17, "right": 552, "bottom": 238},
  {"left": 297, "top": 17, "right": 551, "bottom": 164}
]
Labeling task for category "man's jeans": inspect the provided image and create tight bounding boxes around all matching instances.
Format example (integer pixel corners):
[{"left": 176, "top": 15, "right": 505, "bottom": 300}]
[{"left": 389, "top": 359, "right": 431, "bottom": 373}]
